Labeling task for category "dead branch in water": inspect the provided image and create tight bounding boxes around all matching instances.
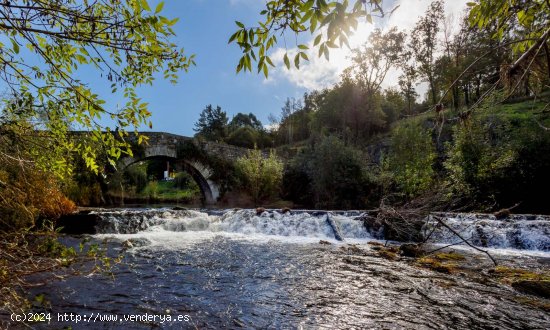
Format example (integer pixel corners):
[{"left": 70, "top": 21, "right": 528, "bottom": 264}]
[
  {"left": 430, "top": 215, "right": 498, "bottom": 266},
  {"left": 365, "top": 191, "right": 498, "bottom": 266}
]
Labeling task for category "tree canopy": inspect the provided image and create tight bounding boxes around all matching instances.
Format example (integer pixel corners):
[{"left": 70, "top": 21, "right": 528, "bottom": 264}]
[
  {"left": 229, "top": 0, "right": 387, "bottom": 77},
  {"left": 194, "top": 105, "right": 229, "bottom": 141},
  {"left": 0, "top": 0, "right": 194, "bottom": 174}
]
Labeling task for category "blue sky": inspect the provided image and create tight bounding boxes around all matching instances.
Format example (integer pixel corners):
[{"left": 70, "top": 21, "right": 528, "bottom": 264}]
[
  {"left": 133, "top": 0, "right": 309, "bottom": 136},
  {"left": 133, "top": 0, "right": 469, "bottom": 136},
  {"left": 1, "top": 0, "right": 469, "bottom": 136}
]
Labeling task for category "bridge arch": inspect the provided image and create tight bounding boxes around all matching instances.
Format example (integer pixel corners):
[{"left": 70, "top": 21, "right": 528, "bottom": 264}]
[
  {"left": 113, "top": 132, "right": 254, "bottom": 204},
  {"left": 120, "top": 155, "right": 220, "bottom": 204}
]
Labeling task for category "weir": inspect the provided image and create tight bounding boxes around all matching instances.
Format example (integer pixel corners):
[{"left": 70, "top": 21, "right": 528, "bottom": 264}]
[{"left": 72, "top": 208, "right": 550, "bottom": 251}]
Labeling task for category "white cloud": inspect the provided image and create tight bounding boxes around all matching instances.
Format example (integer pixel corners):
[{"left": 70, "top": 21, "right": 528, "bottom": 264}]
[
  {"left": 267, "top": 0, "right": 470, "bottom": 93},
  {"left": 267, "top": 23, "right": 375, "bottom": 90}
]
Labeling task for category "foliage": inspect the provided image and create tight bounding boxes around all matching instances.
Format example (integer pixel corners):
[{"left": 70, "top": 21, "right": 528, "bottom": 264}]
[
  {"left": 140, "top": 180, "right": 199, "bottom": 202},
  {"left": 194, "top": 105, "right": 229, "bottom": 141},
  {"left": 124, "top": 162, "right": 148, "bottom": 192},
  {"left": 286, "top": 136, "right": 371, "bottom": 209},
  {"left": 226, "top": 126, "right": 261, "bottom": 148},
  {"left": 381, "top": 88, "right": 407, "bottom": 124},
  {"left": 0, "top": 119, "right": 77, "bottom": 231},
  {"left": 235, "top": 149, "right": 284, "bottom": 205},
  {"left": 0, "top": 0, "right": 193, "bottom": 174},
  {"left": 444, "top": 101, "right": 550, "bottom": 211},
  {"left": 410, "top": 0, "right": 444, "bottom": 105},
  {"left": 229, "top": 113, "right": 264, "bottom": 131},
  {"left": 398, "top": 62, "right": 419, "bottom": 115},
  {"left": 311, "top": 79, "right": 386, "bottom": 145},
  {"left": 273, "top": 97, "right": 312, "bottom": 145},
  {"left": 385, "top": 121, "right": 437, "bottom": 197},
  {"left": 142, "top": 180, "right": 160, "bottom": 199},
  {"left": 468, "top": 0, "right": 549, "bottom": 53},
  {"left": 345, "top": 27, "right": 406, "bottom": 93},
  {"left": 230, "top": 0, "right": 386, "bottom": 76}
]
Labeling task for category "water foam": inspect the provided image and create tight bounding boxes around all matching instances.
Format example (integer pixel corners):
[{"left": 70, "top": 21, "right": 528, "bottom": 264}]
[
  {"left": 424, "top": 213, "right": 550, "bottom": 251},
  {"left": 92, "top": 208, "right": 372, "bottom": 242}
]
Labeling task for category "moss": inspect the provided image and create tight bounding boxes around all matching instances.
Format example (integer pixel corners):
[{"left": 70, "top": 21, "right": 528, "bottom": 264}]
[
  {"left": 416, "top": 256, "right": 459, "bottom": 274},
  {"left": 513, "top": 296, "right": 550, "bottom": 312},
  {"left": 492, "top": 266, "right": 550, "bottom": 285},
  {"left": 431, "top": 252, "right": 466, "bottom": 261},
  {"left": 378, "top": 249, "right": 399, "bottom": 261}
]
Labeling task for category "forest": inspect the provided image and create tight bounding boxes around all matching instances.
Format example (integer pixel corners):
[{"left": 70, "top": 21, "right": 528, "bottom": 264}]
[{"left": 190, "top": 1, "right": 550, "bottom": 213}]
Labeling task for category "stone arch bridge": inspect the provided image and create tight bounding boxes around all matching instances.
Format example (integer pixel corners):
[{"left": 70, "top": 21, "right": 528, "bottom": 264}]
[{"left": 119, "top": 132, "right": 252, "bottom": 204}]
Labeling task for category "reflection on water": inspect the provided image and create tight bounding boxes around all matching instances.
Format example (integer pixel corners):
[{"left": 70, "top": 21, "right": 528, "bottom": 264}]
[{"left": 20, "top": 209, "right": 550, "bottom": 328}]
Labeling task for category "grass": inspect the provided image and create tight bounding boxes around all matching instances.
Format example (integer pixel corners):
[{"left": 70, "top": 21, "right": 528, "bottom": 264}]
[{"left": 138, "top": 180, "right": 200, "bottom": 202}]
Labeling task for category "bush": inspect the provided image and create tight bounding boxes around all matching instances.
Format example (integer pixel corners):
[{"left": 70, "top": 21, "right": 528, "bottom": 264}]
[
  {"left": 385, "top": 122, "right": 436, "bottom": 197},
  {"left": 284, "top": 136, "right": 372, "bottom": 209},
  {"left": 235, "top": 149, "right": 283, "bottom": 205},
  {"left": 0, "top": 166, "right": 76, "bottom": 232},
  {"left": 444, "top": 106, "right": 550, "bottom": 211}
]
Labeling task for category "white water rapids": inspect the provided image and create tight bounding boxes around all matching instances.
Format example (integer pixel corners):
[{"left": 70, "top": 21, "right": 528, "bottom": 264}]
[
  {"left": 90, "top": 208, "right": 550, "bottom": 252},
  {"left": 13, "top": 208, "right": 550, "bottom": 329}
]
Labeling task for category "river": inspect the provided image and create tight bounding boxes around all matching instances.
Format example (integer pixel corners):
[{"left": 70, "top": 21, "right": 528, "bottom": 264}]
[{"left": 17, "top": 209, "right": 550, "bottom": 328}]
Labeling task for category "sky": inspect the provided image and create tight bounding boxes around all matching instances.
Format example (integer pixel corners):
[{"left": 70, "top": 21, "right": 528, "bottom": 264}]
[{"left": 3, "top": 0, "right": 471, "bottom": 136}]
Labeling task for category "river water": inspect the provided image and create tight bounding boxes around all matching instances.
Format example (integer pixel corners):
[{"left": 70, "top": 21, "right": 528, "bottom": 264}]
[{"left": 20, "top": 209, "right": 550, "bottom": 328}]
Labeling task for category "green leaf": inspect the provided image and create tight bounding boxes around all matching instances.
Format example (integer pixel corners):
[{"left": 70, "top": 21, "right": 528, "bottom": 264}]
[
  {"left": 228, "top": 31, "right": 240, "bottom": 44},
  {"left": 155, "top": 2, "right": 164, "bottom": 13},
  {"left": 236, "top": 21, "right": 245, "bottom": 28},
  {"left": 139, "top": 0, "right": 151, "bottom": 11},
  {"left": 11, "top": 39, "right": 19, "bottom": 54},
  {"left": 262, "top": 63, "right": 268, "bottom": 78},
  {"left": 313, "top": 34, "right": 322, "bottom": 47},
  {"left": 283, "top": 53, "right": 290, "bottom": 69}
]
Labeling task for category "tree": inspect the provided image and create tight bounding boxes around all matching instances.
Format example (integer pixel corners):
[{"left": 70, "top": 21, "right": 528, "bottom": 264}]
[
  {"left": 385, "top": 122, "right": 436, "bottom": 197},
  {"left": 345, "top": 27, "right": 406, "bottom": 93},
  {"left": 410, "top": 1, "right": 444, "bottom": 105},
  {"left": 230, "top": 0, "right": 389, "bottom": 76},
  {"left": 226, "top": 127, "right": 257, "bottom": 148},
  {"left": 381, "top": 88, "right": 406, "bottom": 124},
  {"left": 235, "top": 149, "right": 283, "bottom": 205},
  {"left": 312, "top": 78, "right": 386, "bottom": 145},
  {"left": 398, "top": 63, "right": 419, "bottom": 115},
  {"left": 468, "top": 0, "right": 550, "bottom": 98},
  {"left": 290, "top": 136, "right": 369, "bottom": 209},
  {"left": 229, "top": 113, "right": 264, "bottom": 131},
  {"left": 277, "top": 97, "right": 303, "bottom": 144},
  {"left": 194, "top": 105, "right": 229, "bottom": 141},
  {"left": 0, "top": 0, "right": 193, "bottom": 174}
]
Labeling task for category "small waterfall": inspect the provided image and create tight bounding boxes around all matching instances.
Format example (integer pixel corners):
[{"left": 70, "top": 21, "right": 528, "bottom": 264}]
[
  {"left": 424, "top": 213, "right": 550, "bottom": 251},
  {"left": 89, "top": 209, "right": 550, "bottom": 251},
  {"left": 91, "top": 209, "right": 371, "bottom": 241}
]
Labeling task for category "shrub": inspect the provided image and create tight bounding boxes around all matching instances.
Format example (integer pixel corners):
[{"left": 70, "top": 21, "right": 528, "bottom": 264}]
[
  {"left": 444, "top": 106, "right": 550, "bottom": 211},
  {"left": 0, "top": 167, "right": 76, "bottom": 232},
  {"left": 385, "top": 122, "right": 436, "bottom": 197},
  {"left": 235, "top": 149, "right": 283, "bottom": 205},
  {"left": 284, "top": 136, "right": 372, "bottom": 209}
]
